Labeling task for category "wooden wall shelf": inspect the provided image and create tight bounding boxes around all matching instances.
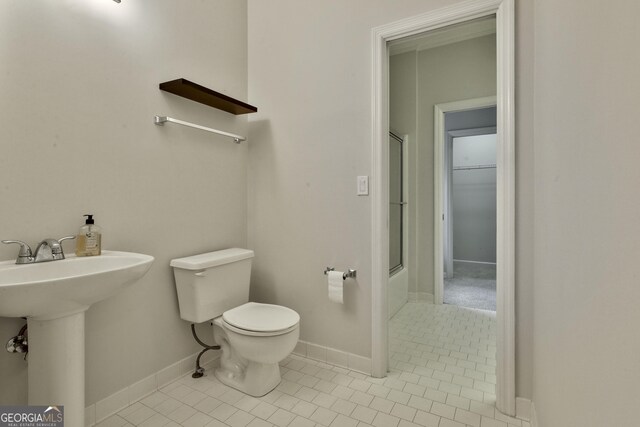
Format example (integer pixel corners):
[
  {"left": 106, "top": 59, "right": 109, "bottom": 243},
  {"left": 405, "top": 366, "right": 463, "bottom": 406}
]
[{"left": 159, "top": 78, "right": 257, "bottom": 115}]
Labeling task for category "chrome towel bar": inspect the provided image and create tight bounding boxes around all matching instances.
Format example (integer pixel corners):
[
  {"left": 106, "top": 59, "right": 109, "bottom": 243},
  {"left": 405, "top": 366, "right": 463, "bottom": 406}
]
[{"left": 154, "top": 116, "right": 246, "bottom": 143}]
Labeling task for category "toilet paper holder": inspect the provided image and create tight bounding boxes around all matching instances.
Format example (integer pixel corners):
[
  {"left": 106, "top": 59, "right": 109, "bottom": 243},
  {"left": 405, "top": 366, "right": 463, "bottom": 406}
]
[{"left": 324, "top": 267, "right": 357, "bottom": 280}]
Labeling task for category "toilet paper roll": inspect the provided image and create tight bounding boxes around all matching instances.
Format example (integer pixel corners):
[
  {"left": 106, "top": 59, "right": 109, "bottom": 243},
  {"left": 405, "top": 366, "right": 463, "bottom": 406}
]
[{"left": 328, "top": 270, "right": 344, "bottom": 304}]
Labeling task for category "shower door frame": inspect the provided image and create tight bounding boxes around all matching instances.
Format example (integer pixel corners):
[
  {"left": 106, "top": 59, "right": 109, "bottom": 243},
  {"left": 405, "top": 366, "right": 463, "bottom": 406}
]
[
  {"left": 389, "top": 131, "right": 407, "bottom": 276},
  {"left": 370, "top": 0, "right": 516, "bottom": 416}
]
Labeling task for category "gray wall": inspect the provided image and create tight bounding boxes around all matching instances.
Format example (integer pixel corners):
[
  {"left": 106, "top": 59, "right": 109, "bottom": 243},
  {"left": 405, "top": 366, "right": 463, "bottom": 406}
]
[
  {"left": 452, "top": 134, "right": 497, "bottom": 263},
  {"left": 390, "top": 52, "right": 418, "bottom": 304},
  {"left": 249, "top": 0, "right": 535, "bottom": 400},
  {"left": 446, "top": 107, "right": 497, "bottom": 131},
  {"left": 0, "top": 0, "right": 539, "bottom": 407},
  {"left": 532, "top": 0, "right": 640, "bottom": 425},
  {"left": 0, "top": 0, "right": 248, "bottom": 405},
  {"left": 515, "top": 0, "right": 535, "bottom": 403},
  {"left": 390, "top": 35, "right": 497, "bottom": 297},
  {"left": 447, "top": 108, "right": 497, "bottom": 264}
]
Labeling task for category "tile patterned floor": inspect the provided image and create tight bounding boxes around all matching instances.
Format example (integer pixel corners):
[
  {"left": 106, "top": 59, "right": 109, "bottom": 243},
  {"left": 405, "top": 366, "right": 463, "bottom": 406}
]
[
  {"left": 97, "top": 302, "right": 528, "bottom": 427},
  {"left": 444, "top": 262, "right": 496, "bottom": 311}
]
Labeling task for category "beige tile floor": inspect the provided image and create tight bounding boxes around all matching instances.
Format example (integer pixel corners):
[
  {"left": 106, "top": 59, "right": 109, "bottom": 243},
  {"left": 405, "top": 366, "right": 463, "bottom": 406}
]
[{"left": 97, "top": 302, "right": 528, "bottom": 427}]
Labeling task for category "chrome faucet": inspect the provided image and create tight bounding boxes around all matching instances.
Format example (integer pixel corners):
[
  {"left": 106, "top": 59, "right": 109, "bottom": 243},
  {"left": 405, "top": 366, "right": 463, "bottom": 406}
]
[{"left": 2, "top": 236, "right": 76, "bottom": 264}]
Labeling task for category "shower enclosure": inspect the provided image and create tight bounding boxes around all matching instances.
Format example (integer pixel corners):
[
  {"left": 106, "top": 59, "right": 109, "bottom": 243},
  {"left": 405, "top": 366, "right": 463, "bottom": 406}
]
[
  {"left": 389, "top": 131, "right": 404, "bottom": 275},
  {"left": 388, "top": 131, "right": 408, "bottom": 317}
]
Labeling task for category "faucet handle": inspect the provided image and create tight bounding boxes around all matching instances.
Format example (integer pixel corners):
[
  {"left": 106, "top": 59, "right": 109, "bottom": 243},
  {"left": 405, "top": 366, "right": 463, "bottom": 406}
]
[
  {"left": 55, "top": 236, "right": 76, "bottom": 259},
  {"left": 2, "top": 240, "right": 33, "bottom": 256},
  {"left": 58, "top": 236, "right": 76, "bottom": 245},
  {"left": 52, "top": 236, "right": 76, "bottom": 260},
  {"left": 2, "top": 240, "right": 34, "bottom": 264}
]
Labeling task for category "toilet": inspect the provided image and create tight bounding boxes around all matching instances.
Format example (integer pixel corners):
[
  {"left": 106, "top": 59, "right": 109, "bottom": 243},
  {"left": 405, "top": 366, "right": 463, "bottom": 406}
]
[{"left": 170, "top": 248, "right": 300, "bottom": 397}]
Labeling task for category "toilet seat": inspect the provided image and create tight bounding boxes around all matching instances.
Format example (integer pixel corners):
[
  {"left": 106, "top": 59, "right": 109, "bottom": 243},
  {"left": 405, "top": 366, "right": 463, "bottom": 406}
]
[{"left": 222, "top": 302, "right": 299, "bottom": 336}]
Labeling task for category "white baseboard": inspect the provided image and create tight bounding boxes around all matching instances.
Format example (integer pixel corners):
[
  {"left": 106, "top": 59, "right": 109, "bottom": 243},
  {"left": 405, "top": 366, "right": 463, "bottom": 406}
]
[
  {"left": 513, "top": 397, "right": 538, "bottom": 427},
  {"left": 293, "top": 340, "right": 372, "bottom": 375},
  {"left": 531, "top": 401, "right": 538, "bottom": 427},
  {"left": 408, "top": 292, "right": 434, "bottom": 303},
  {"left": 84, "top": 340, "right": 531, "bottom": 427},
  {"left": 516, "top": 397, "right": 532, "bottom": 421},
  {"left": 85, "top": 340, "right": 370, "bottom": 426},
  {"left": 85, "top": 350, "right": 219, "bottom": 426}
]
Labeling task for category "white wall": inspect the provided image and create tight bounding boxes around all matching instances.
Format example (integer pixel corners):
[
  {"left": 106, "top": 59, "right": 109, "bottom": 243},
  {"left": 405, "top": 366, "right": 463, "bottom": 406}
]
[
  {"left": 247, "top": 0, "right": 534, "bottom": 402},
  {"left": 0, "top": 0, "right": 545, "bottom": 408},
  {"left": 0, "top": 0, "right": 248, "bottom": 405},
  {"left": 532, "top": 0, "right": 640, "bottom": 425},
  {"left": 247, "top": 0, "right": 464, "bottom": 360}
]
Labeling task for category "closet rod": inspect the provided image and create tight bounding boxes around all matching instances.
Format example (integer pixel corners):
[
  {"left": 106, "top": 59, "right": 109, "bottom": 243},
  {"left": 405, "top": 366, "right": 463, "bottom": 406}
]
[
  {"left": 154, "top": 116, "right": 246, "bottom": 143},
  {"left": 453, "top": 164, "right": 496, "bottom": 171}
]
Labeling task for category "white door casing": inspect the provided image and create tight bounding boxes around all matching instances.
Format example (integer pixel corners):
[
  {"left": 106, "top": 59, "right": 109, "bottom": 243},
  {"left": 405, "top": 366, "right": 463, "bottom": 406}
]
[{"left": 371, "top": 0, "right": 515, "bottom": 415}]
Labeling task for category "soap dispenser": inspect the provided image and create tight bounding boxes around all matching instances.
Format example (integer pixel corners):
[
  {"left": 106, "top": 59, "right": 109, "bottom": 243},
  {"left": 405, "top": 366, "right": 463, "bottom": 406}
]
[{"left": 76, "top": 214, "right": 102, "bottom": 256}]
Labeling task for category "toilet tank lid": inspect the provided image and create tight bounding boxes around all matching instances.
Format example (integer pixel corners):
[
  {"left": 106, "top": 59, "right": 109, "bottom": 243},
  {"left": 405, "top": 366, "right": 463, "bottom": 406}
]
[{"left": 170, "top": 248, "right": 254, "bottom": 270}]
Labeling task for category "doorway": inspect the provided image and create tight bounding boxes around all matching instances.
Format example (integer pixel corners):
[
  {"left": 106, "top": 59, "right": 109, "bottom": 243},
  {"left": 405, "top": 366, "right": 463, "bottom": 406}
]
[
  {"left": 444, "top": 125, "right": 497, "bottom": 311},
  {"left": 371, "top": 0, "right": 515, "bottom": 415}
]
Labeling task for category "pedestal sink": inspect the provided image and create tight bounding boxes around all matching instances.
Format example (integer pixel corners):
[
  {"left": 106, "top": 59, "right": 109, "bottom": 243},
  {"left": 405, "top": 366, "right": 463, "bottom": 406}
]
[{"left": 0, "top": 251, "right": 154, "bottom": 427}]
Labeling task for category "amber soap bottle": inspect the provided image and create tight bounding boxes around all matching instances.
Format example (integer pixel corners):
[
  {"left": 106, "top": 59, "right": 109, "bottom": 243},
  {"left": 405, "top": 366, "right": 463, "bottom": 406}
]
[{"left": 76, "top": 214, "right": 102, "bottom": 256}]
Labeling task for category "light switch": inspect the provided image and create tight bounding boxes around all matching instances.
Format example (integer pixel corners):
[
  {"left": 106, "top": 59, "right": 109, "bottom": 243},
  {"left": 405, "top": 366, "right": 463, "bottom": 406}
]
[{"left": 357, "top": 176, "right": 369, "bottom": 196}]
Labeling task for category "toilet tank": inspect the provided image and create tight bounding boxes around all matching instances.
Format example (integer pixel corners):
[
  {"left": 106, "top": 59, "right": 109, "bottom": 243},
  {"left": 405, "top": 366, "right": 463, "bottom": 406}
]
[{"left": 170, "top": 248, "right": 254, "bottom": 323}]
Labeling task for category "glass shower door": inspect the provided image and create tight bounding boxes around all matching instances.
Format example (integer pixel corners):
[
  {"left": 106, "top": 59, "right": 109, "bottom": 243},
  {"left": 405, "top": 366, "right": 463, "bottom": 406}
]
[{"left": 389, "top": 132, "right": 404, "bottom": 275}]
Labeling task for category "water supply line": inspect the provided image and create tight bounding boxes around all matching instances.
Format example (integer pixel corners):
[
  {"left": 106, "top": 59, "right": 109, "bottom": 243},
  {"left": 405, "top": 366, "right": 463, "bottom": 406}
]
[
  {"left": 6, "top": 323, "right": 28, "bottom": 360},
  {"left": 190, "top": 323, "right": 220, "bottom": 378}
]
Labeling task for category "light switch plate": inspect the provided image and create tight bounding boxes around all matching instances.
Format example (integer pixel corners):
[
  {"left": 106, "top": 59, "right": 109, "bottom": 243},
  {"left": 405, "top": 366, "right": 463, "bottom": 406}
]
[{"left": 357, "top": 176, "right": 369, "bottom": 196}]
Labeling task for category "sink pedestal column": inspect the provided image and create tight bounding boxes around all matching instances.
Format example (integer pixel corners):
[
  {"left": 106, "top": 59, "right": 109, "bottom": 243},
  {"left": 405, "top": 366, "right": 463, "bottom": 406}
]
[{"left": 28, "top": 311, "right": 85, "bottom": 427}]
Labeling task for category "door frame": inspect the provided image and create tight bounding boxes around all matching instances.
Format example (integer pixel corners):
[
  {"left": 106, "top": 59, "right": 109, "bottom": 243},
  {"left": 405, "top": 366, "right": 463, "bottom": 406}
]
[
  {"left": 435, "top": 98, "right": 497, "bottom": 301},
  {"left": 370, "top": 0, "right": 515, "bottom": 415}
]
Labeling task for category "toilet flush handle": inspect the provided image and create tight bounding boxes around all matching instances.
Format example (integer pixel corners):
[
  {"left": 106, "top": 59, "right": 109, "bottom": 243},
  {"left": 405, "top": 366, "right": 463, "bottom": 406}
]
[{"left": 195, "top": 271, "right": 206, "bottom": 277}]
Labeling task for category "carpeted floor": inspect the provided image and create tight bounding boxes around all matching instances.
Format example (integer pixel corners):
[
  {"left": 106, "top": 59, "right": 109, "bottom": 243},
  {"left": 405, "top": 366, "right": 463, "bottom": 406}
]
[{"left": 444, "top": 261, "right": 496, "bottom": 311}]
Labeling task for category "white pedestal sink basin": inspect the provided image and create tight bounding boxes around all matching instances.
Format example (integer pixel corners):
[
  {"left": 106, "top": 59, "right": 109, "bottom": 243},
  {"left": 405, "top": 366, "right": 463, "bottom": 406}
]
[{"left": 0, "top": 250, "right": 154, "bottom": 427}]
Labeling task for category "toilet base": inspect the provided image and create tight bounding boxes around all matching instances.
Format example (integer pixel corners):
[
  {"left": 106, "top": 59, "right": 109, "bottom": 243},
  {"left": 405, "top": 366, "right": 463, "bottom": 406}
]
[
  {"left": 211, "top": 315, "right": 297, "bottom": 397},
  {"left": 214, "top": 361, "right": 281, "bottom": 397}
]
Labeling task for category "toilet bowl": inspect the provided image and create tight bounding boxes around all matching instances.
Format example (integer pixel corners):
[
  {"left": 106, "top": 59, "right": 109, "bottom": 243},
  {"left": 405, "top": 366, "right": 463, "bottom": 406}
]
[
  {"left": 213, "top": 302, "right": 299, "bottom": 396},
  {"left": 170, "top": 248, "right": 300, "bottom": 397}
]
